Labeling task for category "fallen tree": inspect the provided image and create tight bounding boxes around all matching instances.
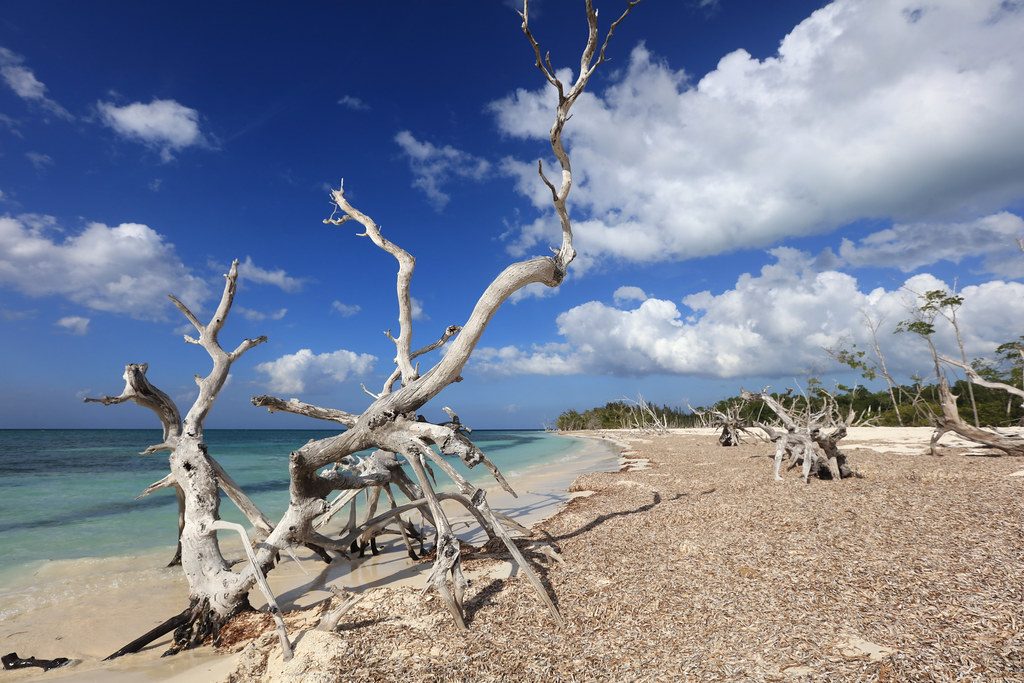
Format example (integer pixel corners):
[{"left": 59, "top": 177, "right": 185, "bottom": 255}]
[
  {"left": 689, "top": 400, "right": 760, "bottom": 446},
  {"left": 85, "top": 0, "right": 638, "bottom": 662},
  {"left": 931, "top": 356, "right": 1024, "bottom": 456},
  {"left": 897, "top": 287, "right": 1024, "bottom": 456},
  {"left": 742, "top": 389, "right": 859, "bottom": 483}
]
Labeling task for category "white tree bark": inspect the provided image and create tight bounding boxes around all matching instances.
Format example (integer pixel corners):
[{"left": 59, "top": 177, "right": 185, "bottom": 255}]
[
  {"left": 930, "top": 372, "right": 1024, "bottom": 457},
  {"left": 862, "top": 311, "right": 904, "bottom": 426},
  {"left": 743, "top": 389, "right": 858, "bottom": 483},
  {"left": 90, "top": 0, "right": 639, "bottom": 659}
]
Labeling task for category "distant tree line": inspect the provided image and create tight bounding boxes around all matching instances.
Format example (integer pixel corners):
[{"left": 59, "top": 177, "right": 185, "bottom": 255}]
[
  {"left": 555, "top": 377, "right": 1024, "bottom": 431},
  {"left": 555, "top": 288, "right": 1024, "bottom": 432},
  {"left": 555, "top": 401, "right": 694, "bottom": 431}
]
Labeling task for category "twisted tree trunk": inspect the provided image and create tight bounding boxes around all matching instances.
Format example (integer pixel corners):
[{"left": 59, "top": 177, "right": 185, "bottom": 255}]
[
  {"left": 86, "top": 0, "right": 639, "bottom": 661},
  {"left": 930, "top": 367, "right": 1024, "bottom": 457}
]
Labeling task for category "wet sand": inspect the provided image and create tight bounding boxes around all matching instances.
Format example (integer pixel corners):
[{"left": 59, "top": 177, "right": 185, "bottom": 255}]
[{"left": 0, "top": 436, "right": 619, "bottom": 682}]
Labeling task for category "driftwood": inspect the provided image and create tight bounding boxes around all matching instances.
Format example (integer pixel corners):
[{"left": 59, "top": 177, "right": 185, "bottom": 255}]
[
  {"left": 711, "top": 401, "right": 761, "bottom": 446},
  {"left": 85, "top": 0, "right": 638, "bottom": 662},
  {"left": 742, "top": 389, "right": 859, "bottom": 483},
  {"left": 686, "top": 401, "right": 763, "bottom": 445},
  {"left": 2, "top": 653, "right": 70, "bottom": 672},
  {"left": 619, "top": 395, "right": 669, "bottom": 433},
  {"left": 930, "top": 362, "right": 1024, "bottom": 457}
]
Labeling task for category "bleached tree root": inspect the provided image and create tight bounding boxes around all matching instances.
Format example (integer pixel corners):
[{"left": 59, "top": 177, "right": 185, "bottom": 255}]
[
  {"left": 704, "top": 401, "right": 756, "bottom": 446},
  {"left": 317, "top": 590, "right": 364, "bottom": 632},
  {"left": 85, "top": 2, "right": 637, "bottom": 666},
  {"left": 407, "top": 451, "right": 469, "bottom": 630},
  {"left": 406, "top": 440, "right": 563, "bottom": 627},
  {"left": 744, "top": 389, "right": 860, "bottom": 483}
]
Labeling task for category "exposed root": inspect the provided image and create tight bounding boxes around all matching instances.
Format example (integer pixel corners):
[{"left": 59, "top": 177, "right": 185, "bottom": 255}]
[{"left": 164, "top": 597, "right": 253, "bottom": 656}]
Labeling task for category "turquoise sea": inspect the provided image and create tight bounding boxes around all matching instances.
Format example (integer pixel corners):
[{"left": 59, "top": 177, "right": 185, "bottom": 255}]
[{"left": 0, "top": 429, "right": 586, "bottom": 581}]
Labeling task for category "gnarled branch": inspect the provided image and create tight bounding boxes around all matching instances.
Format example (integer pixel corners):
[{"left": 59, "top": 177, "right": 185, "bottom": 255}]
[
  {"left": 326, "top": 186, "right": 417, "bottom": 386},
  {"left": 940, "top": 355, "right": 1024, "bottom": 404},
  {"left": 251, "top": 395, "right": 358, "bottom": 427},
  {"left": 84, "top": 363, "right": 182, "bottom": 451}
]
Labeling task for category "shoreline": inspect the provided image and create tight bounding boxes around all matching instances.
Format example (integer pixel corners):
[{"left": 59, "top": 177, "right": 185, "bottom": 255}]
[{"left": 1, "top": 432, "right": 620, "bottom": 682}]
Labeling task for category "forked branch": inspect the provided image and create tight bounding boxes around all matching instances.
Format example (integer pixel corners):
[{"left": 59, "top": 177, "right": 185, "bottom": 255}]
[
  {"left": 519, "top": 0, "right": 640, "bottom": 269},
  {"left": 325, "top": 185, "right": 417, "bottom": 386},
  {"left": 84, "top": 363, "right": 182, "bottom": 452}
]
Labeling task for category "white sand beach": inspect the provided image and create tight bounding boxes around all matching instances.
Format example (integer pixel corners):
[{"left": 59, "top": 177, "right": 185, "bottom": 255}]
[{"left": 0, "top": 437, "right": 619, "bottom": 682}]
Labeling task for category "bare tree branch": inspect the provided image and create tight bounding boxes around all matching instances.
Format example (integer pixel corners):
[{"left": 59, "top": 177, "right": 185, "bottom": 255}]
[
  {"left": 940, "top": 354, "right": 1024, "bottom": 403},
  {"left": 84, "top": 363, "right": 182, "bottom": 452},
  {"left": 326, "top": 184, "right": 417, "bottom": 386},
  {"left": 251, "top": 395, "right": 359, "bottom": 427},
  {"left": 98, "top": 3, "right": 637, "bottom": 654}
]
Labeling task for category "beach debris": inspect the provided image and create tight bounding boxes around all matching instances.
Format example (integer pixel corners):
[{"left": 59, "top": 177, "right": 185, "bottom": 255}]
[
  {"left": 79, "top": 0, "right": 640, "bottom": 665},
  {"left": 931, "top": 357, "right": 1024, "bottom": 456},
  {"left": 317, "top": 589, "right": 364, "bottom": 632},
  {"left": 223, "top": 428, "right": 1024, "bottom": 680},
  {"left": 742, "top": 388, "right": 860, "bottom": 482},
  {"left": 2, "top": 652, "right": 70, "bottom": 672},
  {"left": 687, "top": 399, "right": 770, "bottom": 446}
]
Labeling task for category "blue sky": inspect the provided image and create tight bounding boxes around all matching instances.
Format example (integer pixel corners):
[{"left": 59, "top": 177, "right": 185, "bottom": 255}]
[{"left": 2, "top": 0, "right": 1023, "bottom": 429}]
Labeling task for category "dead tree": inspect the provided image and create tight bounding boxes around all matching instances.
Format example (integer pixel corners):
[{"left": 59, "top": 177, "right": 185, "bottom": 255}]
[
  {"left": 87, "top": 0, "right": 639, "bottom": 660},
  {"left": 863, "top": 311, "right": 905, "bottom": 425},
  {"left": 620, "top": 394, "right": 668, "bottom": 433},
  {"left": 686, "top": 404, "right": 711, "bottom": 428},
  {"left": 827, "top": 312, "right": 905, "bottom": 425},
  {"left": 931, "top": 356, "right": 1024, "bottom": 456},
  {"left": 707, "top": 400, "right": 759, "bottom": 446},
  {"left": 741, "top": 389, "right": 859, "bottom": 483},
  {"left": 913, "top": 288, "right": 981, "bottom": 426}
]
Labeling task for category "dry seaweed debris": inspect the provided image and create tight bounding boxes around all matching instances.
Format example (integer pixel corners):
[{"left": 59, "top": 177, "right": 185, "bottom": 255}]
[{"left": 226, "top": 429, "right": 1024, "bottom": 682}]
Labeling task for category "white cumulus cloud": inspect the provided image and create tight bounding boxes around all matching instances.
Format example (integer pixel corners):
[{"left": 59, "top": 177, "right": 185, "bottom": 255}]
[
  {"left": 0, "top": 214, "right": 209, "bottom": 318},
  {"left": 475, "top": 249, "right": 1024, "bottom": 380},
  {"left": 256, "top": 348, "right": 377, "bottom": 394},
  {"left": 394, "top": 130, "right": 490, "bottom": 210},
  {"left": 56, "top": 316, "right": 89, "bottom": 335},
  {"left": 234, "top": 306, "right": 287, "bottom": 322},
  {"left": 410, "top": 296, "right": 428, "bottom": 321},
  {"left": 331, "top": 301, "right": 361, "bottom": 317},
  {"left": 839, "top": 212, "right": 1024, "bottom": 278},
  {"left": 98, "top": 99, "right": 204, "bottom": 161},
  {"left": 493, "top": 0, "right": 1024, "bottom": 264},
  {"left": 613, "top": 285, "right": 648, "bottom": 305},
  {"left": 237, "top": 256, "right": 305, "bottom": 292}
]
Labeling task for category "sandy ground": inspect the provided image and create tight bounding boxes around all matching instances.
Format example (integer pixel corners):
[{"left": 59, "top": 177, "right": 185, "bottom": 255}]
[
  {"left": 212, "top": 426, "right": 1024, "bottom": 682},
  {"left": 0, "top": 437, "right": 618, "bottom": 682}
]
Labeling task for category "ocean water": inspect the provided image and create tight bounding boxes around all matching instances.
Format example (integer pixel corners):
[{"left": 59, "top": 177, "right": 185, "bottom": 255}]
[{"left": 0, "top": 429, "right": 583, "bottom": 582}]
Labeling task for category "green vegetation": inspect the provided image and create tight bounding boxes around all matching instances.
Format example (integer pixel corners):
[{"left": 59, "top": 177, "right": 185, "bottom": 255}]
[
  {"left": 556, "top": 401, "right": 693, "bottom": 431},
  {"left": 555, "top": 379, "right": 1024, "bottom": 431}
]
